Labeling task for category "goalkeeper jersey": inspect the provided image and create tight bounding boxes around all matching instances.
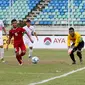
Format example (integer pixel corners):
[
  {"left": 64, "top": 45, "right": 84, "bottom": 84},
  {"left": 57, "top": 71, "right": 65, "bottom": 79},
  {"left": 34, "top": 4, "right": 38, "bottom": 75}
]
[{"left": 67, "top": 32, "right": 83, "bottom": 47}]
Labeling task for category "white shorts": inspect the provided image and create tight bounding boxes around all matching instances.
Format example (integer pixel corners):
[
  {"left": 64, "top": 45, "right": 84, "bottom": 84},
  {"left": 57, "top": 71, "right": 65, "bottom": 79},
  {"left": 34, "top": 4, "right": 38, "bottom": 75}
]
[
  {"left": 0, "top": 37, "right": 3, "bottom": 46},
  {"left": 23, "top": 37, "right": 33, "bottom": 48}
]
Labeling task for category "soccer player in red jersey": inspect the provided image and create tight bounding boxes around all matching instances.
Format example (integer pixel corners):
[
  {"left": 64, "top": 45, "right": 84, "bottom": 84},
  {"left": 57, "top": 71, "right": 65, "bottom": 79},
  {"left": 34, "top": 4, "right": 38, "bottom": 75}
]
[{"left": 6, "top": 19, "right": 33, "bottom": 65}]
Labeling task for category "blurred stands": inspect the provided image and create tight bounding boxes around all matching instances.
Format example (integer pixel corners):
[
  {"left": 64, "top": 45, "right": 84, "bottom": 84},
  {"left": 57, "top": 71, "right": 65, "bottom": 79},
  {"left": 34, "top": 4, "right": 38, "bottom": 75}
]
[
  {"left": 0, "top": 0, "right": 85, "bottom": 35},
  {"left": 0, "top": 0, "right": 85, "bottom": 25}
]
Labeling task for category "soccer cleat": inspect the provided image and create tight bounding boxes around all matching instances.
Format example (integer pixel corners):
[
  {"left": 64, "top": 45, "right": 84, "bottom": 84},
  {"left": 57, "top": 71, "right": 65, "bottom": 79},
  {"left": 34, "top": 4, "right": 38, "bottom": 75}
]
[
  {"left": 1, "top": 58, "right": 5, "bottom": 63},
  {"left": 72, "top": 61, "right": 76, "bottom": 64},
  {"left": 28, "top": 55, "right": 32, "bottom": 58},
  {"left": 19, "top": 62, "right": 23, "bottom": 66},
  {"left": 19, "top": 63, "right": 23, "bottom": 66},
  {"left": 2, "top": 60, "right": 5, "bottom": 63}
]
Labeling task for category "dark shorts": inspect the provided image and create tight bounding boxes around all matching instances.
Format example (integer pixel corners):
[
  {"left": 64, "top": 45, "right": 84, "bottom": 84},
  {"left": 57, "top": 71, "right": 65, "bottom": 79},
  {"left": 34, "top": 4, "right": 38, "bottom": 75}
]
[{"left": 71, "top": 41, "right": 84, "bottom": 52}]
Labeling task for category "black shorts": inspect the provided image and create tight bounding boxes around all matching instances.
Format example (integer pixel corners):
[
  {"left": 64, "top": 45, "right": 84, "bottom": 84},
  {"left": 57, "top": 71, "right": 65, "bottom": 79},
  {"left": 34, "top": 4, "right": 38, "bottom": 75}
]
[{"left": 71, "top": 41, "right": 84, "bottom": 52}]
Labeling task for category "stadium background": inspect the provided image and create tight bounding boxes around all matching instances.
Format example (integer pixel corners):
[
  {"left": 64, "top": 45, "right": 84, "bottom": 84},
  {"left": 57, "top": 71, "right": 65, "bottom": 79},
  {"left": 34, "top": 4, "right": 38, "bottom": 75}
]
[
  {"left": 0, "top": 0, "right": 85, "bottom": 48},
  {"left": 1, "top": 1, "right": 85, "bottom": 85}
]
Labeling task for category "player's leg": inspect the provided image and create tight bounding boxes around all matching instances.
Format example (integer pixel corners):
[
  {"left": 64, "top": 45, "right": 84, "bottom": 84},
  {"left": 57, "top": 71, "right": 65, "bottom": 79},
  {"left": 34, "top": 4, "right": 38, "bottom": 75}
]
[
  {"left": 76, "top": 41, "right": 84, "bottom": 63},
  {"left": 23, "top": 39, "right": 28, "bottom": 58},
  {"left": 24, "top": 38, "right": 33, "bottom": 58},
  {"left": 0, "top": 46, "right": 5, "bottom": 62},
  {"left": 77, "top": 50, "right": 82, "bottom": 62},
  {"left": 28, "top": 41, "right": 33, "bottom": 58},
  {"left": 29, "top": 47, "right": 33, "bottom": 58},
  {"left": 14, "top": 47, "right": 23, "bottom": 65},
  {"left": 20, "top": 43, "right": 26, "bottom": 61},
  {"left": 0, "top": 38, "right": 5, "bottom": 62},
  {"left": 70, "top": 51, "right": 76, "bottom": 64},
  {"left": 16, "top": 52, "right": 23, "bottom": 65},
  {"left": 69, "top": 44, "right": 77, "bottom": 64}
]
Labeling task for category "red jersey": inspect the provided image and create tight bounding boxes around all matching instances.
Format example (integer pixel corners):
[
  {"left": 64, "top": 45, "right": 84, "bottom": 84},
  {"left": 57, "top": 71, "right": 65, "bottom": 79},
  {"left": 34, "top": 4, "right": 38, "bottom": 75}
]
[{"left": 9, "top": 27, "right": 25, "bottom": 45}]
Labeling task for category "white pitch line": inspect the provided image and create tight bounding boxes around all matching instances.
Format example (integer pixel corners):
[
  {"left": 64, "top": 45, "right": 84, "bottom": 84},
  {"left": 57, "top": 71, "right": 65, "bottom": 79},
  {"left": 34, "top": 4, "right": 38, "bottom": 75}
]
[
  {"left": 0, "top": 71, "right": 57, "bottom": 75},
  {"left": 29, "top": 66, "right": 85, "bottom": 85}
]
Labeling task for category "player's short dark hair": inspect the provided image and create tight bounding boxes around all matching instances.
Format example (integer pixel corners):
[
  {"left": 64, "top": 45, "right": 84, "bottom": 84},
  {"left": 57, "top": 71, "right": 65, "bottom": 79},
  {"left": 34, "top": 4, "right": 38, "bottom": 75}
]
[
  {"left": 26, "top": 19, "right": 31, "bottom": 23},
  {"left": 11, "top": 19, "right": 17, "bottom": 23},
  {"left": 69, "top": 27, "right": 74, "bottom": 31}
]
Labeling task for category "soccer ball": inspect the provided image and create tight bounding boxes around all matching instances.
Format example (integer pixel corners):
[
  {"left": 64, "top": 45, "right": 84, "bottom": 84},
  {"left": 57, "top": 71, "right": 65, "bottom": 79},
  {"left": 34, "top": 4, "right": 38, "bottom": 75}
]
[{"left": 31, "top": 56, "right": 39, "bottom": 64}]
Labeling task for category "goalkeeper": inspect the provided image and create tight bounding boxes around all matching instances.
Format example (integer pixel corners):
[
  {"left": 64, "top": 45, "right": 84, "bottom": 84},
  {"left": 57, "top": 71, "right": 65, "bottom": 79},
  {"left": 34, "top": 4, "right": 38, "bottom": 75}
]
[{"left": 67, "top": 27, "right": 84, "bottom": 64}]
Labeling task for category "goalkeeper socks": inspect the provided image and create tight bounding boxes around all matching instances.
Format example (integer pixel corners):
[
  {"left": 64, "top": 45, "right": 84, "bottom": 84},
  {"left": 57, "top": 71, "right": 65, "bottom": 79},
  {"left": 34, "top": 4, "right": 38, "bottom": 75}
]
[
  {"left": 70, "top": 53, "right": 76, "bottom": 63},
  {"left": 77, "top": 51, "right": 82, "bottom": 61}
]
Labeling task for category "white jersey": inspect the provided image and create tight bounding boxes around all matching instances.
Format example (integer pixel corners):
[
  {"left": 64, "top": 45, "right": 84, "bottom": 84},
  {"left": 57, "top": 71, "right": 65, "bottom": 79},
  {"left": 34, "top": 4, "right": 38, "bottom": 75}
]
[
  {"left": 23, "top": 26, "right": 35, "bottom": 47},
  {"left": 0, "top": 20, "right": 4, "bottom": 37},
  {"left": 23, "top": 25, "right": 35, "bottom": 39}
]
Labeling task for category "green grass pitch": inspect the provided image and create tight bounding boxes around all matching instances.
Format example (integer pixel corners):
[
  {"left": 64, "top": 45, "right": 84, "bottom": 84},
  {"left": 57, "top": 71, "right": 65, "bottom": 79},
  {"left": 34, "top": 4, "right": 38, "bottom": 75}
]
[{"left": 0, "top": 49, "right": 85, "bottom": 85}]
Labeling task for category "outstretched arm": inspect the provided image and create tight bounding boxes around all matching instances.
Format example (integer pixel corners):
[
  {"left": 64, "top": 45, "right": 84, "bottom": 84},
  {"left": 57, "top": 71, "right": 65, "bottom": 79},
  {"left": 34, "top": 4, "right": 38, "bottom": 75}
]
[
  {"left": 34, "top": 32, "right": 38, "bottom": 41},
  {"left": 3, "top": 27, "right": 8, "bottom": 38},
  {"left": 6, "top": 36, "right": 12, "bottom": 50},
  {"left": 25, "top": 31, "right": 33, "bottom": 43}
]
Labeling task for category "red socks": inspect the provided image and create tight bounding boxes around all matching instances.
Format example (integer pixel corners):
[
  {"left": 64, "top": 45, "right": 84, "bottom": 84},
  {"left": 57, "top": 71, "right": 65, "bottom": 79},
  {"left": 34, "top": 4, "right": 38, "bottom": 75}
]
[{"left": 16, "top": 52, "right": 26, "bottom": 64}]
